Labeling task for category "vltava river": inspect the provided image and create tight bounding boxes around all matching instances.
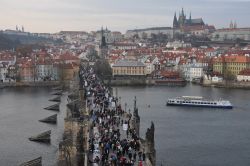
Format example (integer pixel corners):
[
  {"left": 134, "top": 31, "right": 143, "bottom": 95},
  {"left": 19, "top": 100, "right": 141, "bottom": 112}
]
[
  {"left": 1, "top": 84, "right": 250, "bottom": 166},
  {"left": 0, "top": 87, "right": 66, "bottom": 166},
  {"left": 116, "top": 84, "right": 250, "bottom": 166}
]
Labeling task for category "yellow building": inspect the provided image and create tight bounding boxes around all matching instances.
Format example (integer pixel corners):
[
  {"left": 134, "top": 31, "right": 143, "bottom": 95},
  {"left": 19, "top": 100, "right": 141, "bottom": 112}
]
[
  {"left": 112, "top": 60, "right": 146, "bottom": 77},
  {"left": 213, "top": 55, "right": 250, "bottom": 77}
]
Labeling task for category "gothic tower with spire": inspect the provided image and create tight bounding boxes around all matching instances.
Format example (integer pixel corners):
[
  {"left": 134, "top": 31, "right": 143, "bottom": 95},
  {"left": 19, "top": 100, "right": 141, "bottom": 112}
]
[
  {"left": 230, "top": 20, "right": 234, "bottom": 29},
  {"left": 99, "top": 26, "right": 108, "bottom": 59},
  {"left": 173, "top": 8, "right": 205, "bottom": 33},
  {"left": 178, "top": 8, "right": 186, "bottom": 29},
  {"left": 233, "top": 21, "right": 237, "bottom": 29},
  {"left": 173, "top": 12, "right": 178, "bottom": 29}
]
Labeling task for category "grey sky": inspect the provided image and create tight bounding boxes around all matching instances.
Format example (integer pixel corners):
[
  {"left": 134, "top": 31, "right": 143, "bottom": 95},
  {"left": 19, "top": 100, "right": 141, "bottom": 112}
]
[{"left": 0, "top": 0, "right": 249, "bottom": 33}]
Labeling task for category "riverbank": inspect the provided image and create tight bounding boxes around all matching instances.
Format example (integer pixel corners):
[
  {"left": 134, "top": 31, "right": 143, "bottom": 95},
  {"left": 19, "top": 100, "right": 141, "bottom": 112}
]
[
  {"left": 0, "top": 81, "right": 62, "bottom": 88},
  {"left": 203, "top": 81, "right": 250, "bottom": 89},
  {"left": 104, "top": 79, "right": 186, "bottom": 86}
]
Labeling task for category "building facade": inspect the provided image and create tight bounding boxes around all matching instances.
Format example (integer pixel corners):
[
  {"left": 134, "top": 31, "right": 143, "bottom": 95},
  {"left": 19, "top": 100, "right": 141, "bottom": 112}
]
[
  {"left": 173, "top": 8, "right": 204, "bottom": 30},
  {"left": 213, "top": 55, "right": 250, "bottom": 77},
  {"left": 180, "top": 63, "right": 204, "bottom": 81},
  {"left": 96, "top": 27, "right": 123, "bottom": 44},
  {"left": 36, "top": 61, "right": 53, "bottom": 81},
  {"left": 211, "top": 28, "right": 250, "bottom": 41},
  {"left": 112, "top": 60, "right": 146, "bottom": 77},
  {"left": 172, "top": 8, "right": 215, "bottom": 36},
  {"left": 19, "top": 61, "right": 34, "bottom": 82},
  {"left": 125, "top": 27, "right": 173, "bottom": 39}
]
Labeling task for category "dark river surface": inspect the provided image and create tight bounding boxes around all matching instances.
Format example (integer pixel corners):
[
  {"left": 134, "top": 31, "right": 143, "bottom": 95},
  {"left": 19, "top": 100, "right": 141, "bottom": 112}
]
[
  {"left": 1, "top": 84, "right": 250, "bottom": 166},
  {"left": 116, "top": 84, "right": 250, "bottom": 166},
  {"left": 0, "top": 87, "right": 66, "bottom": 166}
]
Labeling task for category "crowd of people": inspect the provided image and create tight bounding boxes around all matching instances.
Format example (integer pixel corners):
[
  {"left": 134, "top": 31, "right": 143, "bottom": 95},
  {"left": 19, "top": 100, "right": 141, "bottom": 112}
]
[{"left": 79, "top": 64, "right": 146, "bottom": 166}]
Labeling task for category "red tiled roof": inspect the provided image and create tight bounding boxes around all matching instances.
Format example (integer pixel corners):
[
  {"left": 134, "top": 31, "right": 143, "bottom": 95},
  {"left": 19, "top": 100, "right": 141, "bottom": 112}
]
[
  {"left": 59, "top": 53, "right": 79, "bottom": 61},
  {"left": 239, "top": 68, "right": 250, "bottom": 76},
  {"left": 213, "top": 55, "right": 250, "bottom": 63},
  {"left": 160, "top": 70, "right": 180, "bottom": 78}
]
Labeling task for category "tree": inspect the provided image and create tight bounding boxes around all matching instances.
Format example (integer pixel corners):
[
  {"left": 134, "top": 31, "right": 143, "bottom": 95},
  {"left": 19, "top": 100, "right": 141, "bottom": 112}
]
[
  {"left": 142, "top": 32, "right": 148, "bottom": 40},
  {"left": 93, "top": 60, "right": 112, "bottom": 80},
  {"left": 150, "top": 33, "right": 157, "bottom": 41},
  {"left": 223, "top": 69, "right": 235, "bottom": 81},
  {"left": 173, "top": 33, "right": 184, "bottom": 40},
  {"left": 87, "top": 47, "right": 99, "bottom": 61},
  {"left": 0, "top": 34, "right": 20, "bottom": 50},
  {"left": 215, "top": 34, "right": 219, "bottom": 39},
  {"left": 16, "top": 45, "right": 33, "bottom": 57},
  {"left": 132, "top": 34, "right": 139, "bottom": 40}
]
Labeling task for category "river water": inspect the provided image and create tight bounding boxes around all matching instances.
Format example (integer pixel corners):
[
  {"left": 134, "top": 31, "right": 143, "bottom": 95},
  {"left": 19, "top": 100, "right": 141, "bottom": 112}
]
[
  {"left": 116, "top": 84, "right": 250, "bottom": 166},
  {"left": 1, "top": 85, "right": 250, "bottom": 166},
  {"left": 0, "top": 87, "right": 66, "bottom": 166}
]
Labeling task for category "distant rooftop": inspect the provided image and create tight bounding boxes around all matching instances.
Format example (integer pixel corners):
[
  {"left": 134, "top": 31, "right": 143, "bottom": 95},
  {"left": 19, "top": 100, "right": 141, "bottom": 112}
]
[
  {"left": 127, "top": 27, "right": 172, "bottom": 33},
  {"left": 113, "top": 60, "right": 145, "bottom": 67}
]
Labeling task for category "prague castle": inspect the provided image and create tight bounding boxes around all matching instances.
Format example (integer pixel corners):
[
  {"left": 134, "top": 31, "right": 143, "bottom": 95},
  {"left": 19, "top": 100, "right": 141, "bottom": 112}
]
[
  {"left": 173, "top": 8, "right": 215, "bottom": 36},
  {"left": 173, "top": 8, "right": 204, "bottom": 29}
]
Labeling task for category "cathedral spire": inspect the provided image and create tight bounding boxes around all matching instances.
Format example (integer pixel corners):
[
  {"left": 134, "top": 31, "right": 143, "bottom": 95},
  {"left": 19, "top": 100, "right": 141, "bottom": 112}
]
[
  {"left": 173, "top": 12, "right": 178, "bottom": 28},
  {"left": 181, "top": 8, "right": 184, "bottom": 17},
  {"left": 234, "top": 21, "right": 237, "bottom": 29},
  {"left": 229, "top": 20, "right": 233, "bottom": 29}
]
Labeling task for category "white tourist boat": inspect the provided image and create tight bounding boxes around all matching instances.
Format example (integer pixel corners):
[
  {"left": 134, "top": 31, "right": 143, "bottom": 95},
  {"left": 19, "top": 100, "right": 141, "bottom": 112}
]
[{"left": 166, "top": 96, "right": 233, "bottom": 109}]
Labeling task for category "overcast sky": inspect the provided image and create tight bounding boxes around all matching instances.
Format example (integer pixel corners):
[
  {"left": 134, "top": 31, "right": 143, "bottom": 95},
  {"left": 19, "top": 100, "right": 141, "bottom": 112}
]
[{"left": 0, "top": 0, "right": 249, "bottom": 33}]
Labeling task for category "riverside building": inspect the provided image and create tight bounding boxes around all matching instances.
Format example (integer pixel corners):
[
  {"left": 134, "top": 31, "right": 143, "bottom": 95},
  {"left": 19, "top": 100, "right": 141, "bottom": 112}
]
[{"left": 112, "top": 60, "right": 146, "bottom": 78}]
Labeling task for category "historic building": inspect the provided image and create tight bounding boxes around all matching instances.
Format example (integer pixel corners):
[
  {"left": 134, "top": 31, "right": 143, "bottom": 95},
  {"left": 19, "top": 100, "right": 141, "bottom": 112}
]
[
  {"left": 237, "top": 68, "right": 250, "bottom": 81},
  {"left": 125, "top": 27, "right": 173, "bottom": 39},
  {"left": 95, "top": 27, "right": 109, "bottom": 59},
  {"left": 173, "top": 8, "right": 215, "bottom": 36},
  {"left": 96, "top": 27, "right": 123, "bottom": 44},
  {"left": 180, "top": 63, "right": 205, "bottom": 81},
  {"left": 213, "top": 55, "right": 250, "bottom": 77},
  {"left": 211, "top": 21, "right": 250, "bottom": 41},
  {"left": 173, "top": 8, "right": 205, "bottom": 30},
  {"left": 112, "top": 60, "right": 146, "bottom": 77}
]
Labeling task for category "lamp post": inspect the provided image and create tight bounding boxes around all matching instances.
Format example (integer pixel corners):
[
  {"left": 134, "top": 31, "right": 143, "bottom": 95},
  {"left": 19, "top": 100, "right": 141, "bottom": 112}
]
[
  {"left": 125, "top": 102, "right": 127, "bottom": 112},
  {"left": 119, "top": 96, "right": 121, "bottom": 105}
]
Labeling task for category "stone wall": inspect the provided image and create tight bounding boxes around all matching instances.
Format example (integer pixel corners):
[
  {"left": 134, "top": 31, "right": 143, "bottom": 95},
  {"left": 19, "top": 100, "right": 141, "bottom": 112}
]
[
  {"left": 104, "top": 79, "right": 155, "bottom": 86},
  {"left": 0, "top": 81, "right": 62, "bottom": 88}
]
